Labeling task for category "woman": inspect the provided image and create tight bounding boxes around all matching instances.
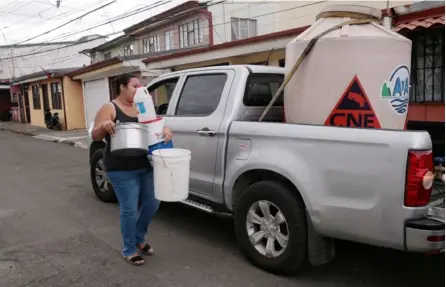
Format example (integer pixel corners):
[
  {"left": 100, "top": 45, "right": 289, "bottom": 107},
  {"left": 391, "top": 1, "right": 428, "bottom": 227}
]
[{"left": 92, "top": 73, "right": 172, "bottom": 266}]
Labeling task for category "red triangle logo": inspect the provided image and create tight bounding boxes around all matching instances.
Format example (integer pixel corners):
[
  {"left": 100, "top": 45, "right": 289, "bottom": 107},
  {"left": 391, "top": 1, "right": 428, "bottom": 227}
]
[{"left": 324, "top": 75, "right": 381, "bottom": 128}]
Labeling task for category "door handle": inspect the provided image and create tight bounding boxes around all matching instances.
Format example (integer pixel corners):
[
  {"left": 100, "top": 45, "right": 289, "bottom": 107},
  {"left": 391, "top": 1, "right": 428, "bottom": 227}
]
[{"left": 197, "top": 127, "right": 216, "bottom": 136}]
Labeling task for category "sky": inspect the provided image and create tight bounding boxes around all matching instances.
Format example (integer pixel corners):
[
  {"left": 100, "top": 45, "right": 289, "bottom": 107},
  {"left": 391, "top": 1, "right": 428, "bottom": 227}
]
[{"left": 0, "top": 0, "right": 187, "bottom": 45}]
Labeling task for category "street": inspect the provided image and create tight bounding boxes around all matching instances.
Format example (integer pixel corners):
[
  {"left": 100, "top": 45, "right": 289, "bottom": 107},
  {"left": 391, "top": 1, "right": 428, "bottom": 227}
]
[{"left": 0, "top": 130, "right": 443, "bottom": 287}]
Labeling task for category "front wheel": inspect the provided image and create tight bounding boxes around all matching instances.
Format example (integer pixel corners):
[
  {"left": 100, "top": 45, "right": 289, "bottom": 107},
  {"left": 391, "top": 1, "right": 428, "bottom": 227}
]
[
  {"left": 90, "top": 149, "right": 117, "bottom": 202},
  {"left": 234, "top": 180, "right": 307, "bottom": 275}
]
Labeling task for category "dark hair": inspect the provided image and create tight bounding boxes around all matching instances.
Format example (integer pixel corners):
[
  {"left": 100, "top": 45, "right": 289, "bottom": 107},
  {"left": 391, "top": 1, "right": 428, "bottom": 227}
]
[{"left": 116, "top": 73, "right": 138, "bottom": 95}]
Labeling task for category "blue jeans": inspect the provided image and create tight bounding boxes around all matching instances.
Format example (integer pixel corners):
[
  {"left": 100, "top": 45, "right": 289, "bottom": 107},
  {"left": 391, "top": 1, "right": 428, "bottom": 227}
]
[{"left": 107, "top": 168, "right": 160, "bottom": 257}]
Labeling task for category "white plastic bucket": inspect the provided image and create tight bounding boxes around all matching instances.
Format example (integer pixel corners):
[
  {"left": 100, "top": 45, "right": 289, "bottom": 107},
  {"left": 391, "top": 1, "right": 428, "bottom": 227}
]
[
  {"left": 152, "top": 148, "right": 191, "bottom": 202},
  {"left": 143, "top": 117, "right": 165, "bottom": 146}
]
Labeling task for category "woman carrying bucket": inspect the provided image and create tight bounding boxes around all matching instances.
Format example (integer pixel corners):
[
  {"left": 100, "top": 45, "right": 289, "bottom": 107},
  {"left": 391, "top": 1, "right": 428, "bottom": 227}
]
[{"left": 91, "top": 73, "right": 173, "bottom": 266}]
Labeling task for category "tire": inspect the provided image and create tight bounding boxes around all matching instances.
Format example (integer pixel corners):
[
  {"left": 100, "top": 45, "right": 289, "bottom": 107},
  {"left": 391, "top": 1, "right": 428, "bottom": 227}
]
[
  {"left": 90, "top": 149, "right": 117, "bottom": 203},
  {"left": 234, "top": 180, "right": 307, "bottom": 275}
]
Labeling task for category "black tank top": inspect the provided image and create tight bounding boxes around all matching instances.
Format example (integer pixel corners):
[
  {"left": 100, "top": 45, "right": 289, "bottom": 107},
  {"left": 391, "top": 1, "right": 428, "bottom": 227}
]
[{"left": 103, "top": 102, "right": 151, "bottom": 172}]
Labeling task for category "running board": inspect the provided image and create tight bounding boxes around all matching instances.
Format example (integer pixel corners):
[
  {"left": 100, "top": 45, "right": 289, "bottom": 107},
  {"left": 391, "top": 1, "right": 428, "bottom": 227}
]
[{"left": 180, "top": 198, "right": 233, "bottom": 218}]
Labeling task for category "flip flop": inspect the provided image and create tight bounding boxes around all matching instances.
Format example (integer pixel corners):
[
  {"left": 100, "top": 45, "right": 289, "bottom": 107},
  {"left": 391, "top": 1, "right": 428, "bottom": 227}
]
[
  {"left": 137, "top": 243, "right": 154, "bottom": 256},
  {"left": 123, "top": 254, "right": 145, "bottom": 266}
]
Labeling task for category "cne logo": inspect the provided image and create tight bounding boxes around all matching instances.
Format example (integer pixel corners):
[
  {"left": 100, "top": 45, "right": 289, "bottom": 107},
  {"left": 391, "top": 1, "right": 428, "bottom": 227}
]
[
  {"left": 381, "top": 65, "right": 410, "bottom": 115},
  {"left": 324, "top": 75, "right": 381, "bottom": 129}
]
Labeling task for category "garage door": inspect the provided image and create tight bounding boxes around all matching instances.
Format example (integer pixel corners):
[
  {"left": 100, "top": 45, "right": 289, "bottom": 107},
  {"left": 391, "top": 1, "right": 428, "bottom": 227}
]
[{"left": 84, "top": 78, "right": 110, "bottom": 126}]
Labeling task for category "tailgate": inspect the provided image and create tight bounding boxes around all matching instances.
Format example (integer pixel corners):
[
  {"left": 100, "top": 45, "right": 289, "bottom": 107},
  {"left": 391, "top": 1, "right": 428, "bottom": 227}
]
[{"left": 405, "top": 181, "right": 445, "bottom": 253}]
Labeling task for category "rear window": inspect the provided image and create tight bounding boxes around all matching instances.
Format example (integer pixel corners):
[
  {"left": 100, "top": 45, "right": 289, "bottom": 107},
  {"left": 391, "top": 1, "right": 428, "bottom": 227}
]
[{"left": 243, "top": 73, "right": 284, "bottom": 106}]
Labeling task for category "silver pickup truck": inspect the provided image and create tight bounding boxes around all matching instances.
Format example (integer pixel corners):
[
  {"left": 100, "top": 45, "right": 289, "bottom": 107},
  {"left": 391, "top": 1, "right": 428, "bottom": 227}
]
[{"left": 88, "top": 65, "right": 444, "bottom": 274}]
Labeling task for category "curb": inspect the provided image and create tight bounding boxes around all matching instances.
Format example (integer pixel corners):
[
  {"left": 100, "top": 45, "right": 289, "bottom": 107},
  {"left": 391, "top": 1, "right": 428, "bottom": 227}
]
[
  {"left": 0, "top": 127, "right": 39, "bottom": 137},
  {"left": 1, "top": 127, "right": 88, "bottom": 150}
]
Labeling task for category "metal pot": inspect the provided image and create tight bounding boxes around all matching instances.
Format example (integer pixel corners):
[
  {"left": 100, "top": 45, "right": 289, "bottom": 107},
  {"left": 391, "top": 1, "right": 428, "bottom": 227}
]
[{"left": 110, "top": 122, "right": 149, "bottom": 156}]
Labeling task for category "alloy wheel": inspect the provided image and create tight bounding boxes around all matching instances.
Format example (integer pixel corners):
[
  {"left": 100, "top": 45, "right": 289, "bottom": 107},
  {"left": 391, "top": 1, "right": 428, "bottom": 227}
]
[
  {"left": 246, "top": 200, "right": 289, "bottom": 258},
  {"left": 95, "top": 159, "right": 109, "bottom": 192}
]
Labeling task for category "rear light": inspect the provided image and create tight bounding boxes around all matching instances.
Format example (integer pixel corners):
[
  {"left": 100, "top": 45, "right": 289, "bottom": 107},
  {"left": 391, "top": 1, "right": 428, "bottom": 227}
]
[
  {"left": 427, "top": 235, "right": 445, "bottom": 242},
  {"left": 405, "top": 150, "right": 434, "bottom": 207}
]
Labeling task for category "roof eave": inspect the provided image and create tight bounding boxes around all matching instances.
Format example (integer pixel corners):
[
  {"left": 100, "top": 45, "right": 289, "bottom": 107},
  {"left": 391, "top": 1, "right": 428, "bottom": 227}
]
[{"left": 67, "top": 57, "right": 123, "bottom": 77}]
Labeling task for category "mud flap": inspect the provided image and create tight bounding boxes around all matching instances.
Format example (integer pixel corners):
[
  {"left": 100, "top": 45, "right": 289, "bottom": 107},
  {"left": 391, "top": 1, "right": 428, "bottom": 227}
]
[{"left": 307, "top": 214, "right": 336, "bottom": 266}]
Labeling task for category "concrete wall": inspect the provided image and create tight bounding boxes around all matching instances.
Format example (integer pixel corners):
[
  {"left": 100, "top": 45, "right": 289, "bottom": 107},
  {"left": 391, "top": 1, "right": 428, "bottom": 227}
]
[
  {"left": 62, "top": 76, "right": 85, "bottom": 130},
  {"left": 0, "top": 37, "right": 106, "bottom": 80},
  {"left": 208, "top": 1, "right": 280, "bottom": 44}
]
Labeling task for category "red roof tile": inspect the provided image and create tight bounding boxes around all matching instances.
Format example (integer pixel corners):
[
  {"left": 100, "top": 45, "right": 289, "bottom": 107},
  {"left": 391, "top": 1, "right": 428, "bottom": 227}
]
[{"left": 393, "top": 15, "right": 445, "bottom": 32}]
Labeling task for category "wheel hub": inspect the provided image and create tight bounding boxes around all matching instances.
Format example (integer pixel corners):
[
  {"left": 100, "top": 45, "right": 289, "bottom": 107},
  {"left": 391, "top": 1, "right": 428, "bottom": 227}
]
[{"left": 246, "top": 200, "right": 289, "bottom": 258}]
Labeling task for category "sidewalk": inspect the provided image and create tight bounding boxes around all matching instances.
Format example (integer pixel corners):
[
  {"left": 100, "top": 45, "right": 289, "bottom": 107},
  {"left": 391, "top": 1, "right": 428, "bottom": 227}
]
[{"left": 0, "top": 121, "right": 88, "bottom": 149}]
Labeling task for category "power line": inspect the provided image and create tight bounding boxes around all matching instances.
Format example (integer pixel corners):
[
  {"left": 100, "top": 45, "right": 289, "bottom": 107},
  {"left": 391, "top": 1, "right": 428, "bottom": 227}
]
[
  {"left": 0, "top": 0, "right": 325, "bottom": 61},
  {"left": 2, "top": 0, "right": 110, "bottom": 34},
  {"left": 32, "top": 0, "right": 173, "bottom": 44},
  {"left": 0, "top": 32, "right": 120, "bottom": 60},
  {"left": 34, "top": 0, "right": 321, "bottom": 45},
  {"left": 20, "top": 0, "right": 173, "bottom": 56},
  {"left": 13, "top": 0, "right": 117, "bottom": 45}
]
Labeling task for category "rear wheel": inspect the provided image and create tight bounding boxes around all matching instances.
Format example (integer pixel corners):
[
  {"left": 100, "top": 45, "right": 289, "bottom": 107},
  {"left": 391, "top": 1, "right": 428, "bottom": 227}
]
[
  {"left": 234, "top": 180, "right": 307, "bottom": 274},
  {"left": 90, "top": 149, "right": 117, "bottom": 202}
]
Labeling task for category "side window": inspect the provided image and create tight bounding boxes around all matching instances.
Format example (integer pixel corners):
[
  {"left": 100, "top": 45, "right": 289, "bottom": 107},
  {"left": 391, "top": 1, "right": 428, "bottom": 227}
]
[
  {"left": 148, "top": 77, "right": 179, "bottom": 115},
  {"left": 175, "top": 74, "right": 227, "bottom": 116},
  {"left": 244, "top": 73, "right": 284, "bottom": 106}
]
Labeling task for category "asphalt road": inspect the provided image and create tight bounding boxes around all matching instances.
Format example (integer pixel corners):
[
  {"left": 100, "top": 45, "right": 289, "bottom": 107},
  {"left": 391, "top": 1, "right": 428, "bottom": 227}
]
[{"left": 0, "top": 131, "right": 443, "bottom": 287}]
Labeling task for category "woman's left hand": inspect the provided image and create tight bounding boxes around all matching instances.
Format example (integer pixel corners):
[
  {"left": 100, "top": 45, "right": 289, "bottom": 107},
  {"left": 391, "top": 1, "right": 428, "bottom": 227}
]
[{"left": 161, "top": 127, "right": 173, "bottom": 143}]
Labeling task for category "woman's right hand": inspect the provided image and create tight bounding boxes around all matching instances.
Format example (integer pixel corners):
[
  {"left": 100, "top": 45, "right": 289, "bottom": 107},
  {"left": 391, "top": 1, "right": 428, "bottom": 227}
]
[{"left": 101, "top": 120, "right": 116, "bottom": 136}]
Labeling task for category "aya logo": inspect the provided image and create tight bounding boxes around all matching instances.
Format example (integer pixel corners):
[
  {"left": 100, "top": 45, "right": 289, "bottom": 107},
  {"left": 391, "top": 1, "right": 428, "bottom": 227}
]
[{"left": 381, "top": 65, "right": 410, "bottom": 115}]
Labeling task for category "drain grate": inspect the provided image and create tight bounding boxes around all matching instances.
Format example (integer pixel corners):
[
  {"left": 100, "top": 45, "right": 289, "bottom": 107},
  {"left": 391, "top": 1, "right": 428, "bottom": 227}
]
[{"left": 0, "top": 261, "right": 20, "bottom": 280}]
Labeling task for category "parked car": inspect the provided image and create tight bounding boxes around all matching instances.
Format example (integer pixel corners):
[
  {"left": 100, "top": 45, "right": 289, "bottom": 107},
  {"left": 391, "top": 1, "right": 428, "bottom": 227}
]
[{"left": 87, "top": 65, "right": 445, "bottom": 274}]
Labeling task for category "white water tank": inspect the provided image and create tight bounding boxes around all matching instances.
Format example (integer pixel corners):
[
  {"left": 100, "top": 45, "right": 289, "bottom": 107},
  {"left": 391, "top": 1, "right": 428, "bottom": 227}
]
[{"left": 284, "top": 5, "right": 411, "bottom": 130}]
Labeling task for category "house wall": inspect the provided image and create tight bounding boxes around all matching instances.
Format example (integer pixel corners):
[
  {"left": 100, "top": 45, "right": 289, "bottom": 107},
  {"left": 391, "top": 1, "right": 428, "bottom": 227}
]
[
  {"left": 277, "top": 1, "right": 414, "bottom": 31},
  {"left": 27, "top": 78, "right": 65, "bottom": 128},
  {"left": 207, "top": 1, "right": 414, "bottom": 45},
  {"left": 135, "top": 12, "right": 210, "bottom": 53},
  {"left": 92, "top": 43, "right": 134, "bottom": 64},
  {"left": 208, "top": 1, "right": 280, "bottom": 44},
  {"left": 62, "top": 76, "right": 85, "bottom": 130}
]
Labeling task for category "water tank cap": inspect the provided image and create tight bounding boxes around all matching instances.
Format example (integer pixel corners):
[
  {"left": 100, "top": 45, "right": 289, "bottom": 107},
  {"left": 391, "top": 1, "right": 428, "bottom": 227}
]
[{"left": 316, "top": 5, "right": 382, "bottom": 21}]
